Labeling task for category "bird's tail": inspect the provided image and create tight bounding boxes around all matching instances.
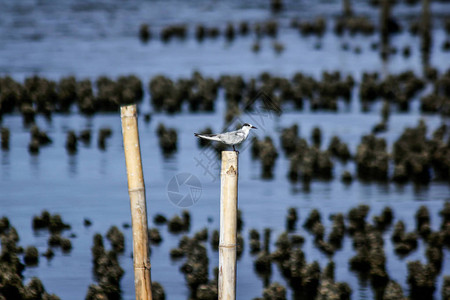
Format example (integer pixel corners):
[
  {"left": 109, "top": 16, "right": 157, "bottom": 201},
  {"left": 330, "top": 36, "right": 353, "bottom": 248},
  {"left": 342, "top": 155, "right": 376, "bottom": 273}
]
[{"left": 194, "top": 133, "right": 221, "bottom": 142}]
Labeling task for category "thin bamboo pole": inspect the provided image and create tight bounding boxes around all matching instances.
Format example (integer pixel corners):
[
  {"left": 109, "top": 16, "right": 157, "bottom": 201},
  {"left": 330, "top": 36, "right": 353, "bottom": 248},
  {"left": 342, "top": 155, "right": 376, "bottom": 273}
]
[
  {"left": 343, "top": 0, "right": 352, "bottom": 17},
  {"left": 120, "top": 104, "right": 152, "bottom": 300},
  {"left": 218, "top": 151, "right": 239, "bottom": 300}
]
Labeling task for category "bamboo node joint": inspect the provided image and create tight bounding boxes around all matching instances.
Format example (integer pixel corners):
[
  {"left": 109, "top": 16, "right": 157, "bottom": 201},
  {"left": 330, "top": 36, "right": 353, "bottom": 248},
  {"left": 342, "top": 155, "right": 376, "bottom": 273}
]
[
  {"left": 121, "top": 114, "right": 137, "bottom": 119},
  {"left": 219, "top": 243, "right": 237, "bottom": 248},
  {"left": 134, "top": 262, "right": 151, "bottom": 270},
  {"left": 128, "top": 187, "right": 145, "bottom": 193}
]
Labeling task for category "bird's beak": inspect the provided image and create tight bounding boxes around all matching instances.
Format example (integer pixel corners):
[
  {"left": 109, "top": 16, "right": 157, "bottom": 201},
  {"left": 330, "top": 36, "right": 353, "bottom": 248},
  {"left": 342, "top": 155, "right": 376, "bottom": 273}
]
[{"left": 251, "top": 126, "right": 257, "bottom": 129}]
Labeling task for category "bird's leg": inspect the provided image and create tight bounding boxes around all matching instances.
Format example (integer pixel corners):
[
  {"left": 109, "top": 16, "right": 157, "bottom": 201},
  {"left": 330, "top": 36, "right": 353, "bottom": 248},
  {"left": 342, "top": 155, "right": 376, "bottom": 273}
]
[{"left": 233, "top": 145, "right": 239, "bottom": 154}]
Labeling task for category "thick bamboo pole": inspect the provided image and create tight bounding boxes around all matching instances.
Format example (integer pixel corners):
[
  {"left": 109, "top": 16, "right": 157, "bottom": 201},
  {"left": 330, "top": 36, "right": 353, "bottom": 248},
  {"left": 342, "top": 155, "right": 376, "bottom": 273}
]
[
  {"left": 218, "top": 151, "right": 239, "bottom": 300},
  {"left": 120, "top": 104, "right": 152, "bottom": 300}
]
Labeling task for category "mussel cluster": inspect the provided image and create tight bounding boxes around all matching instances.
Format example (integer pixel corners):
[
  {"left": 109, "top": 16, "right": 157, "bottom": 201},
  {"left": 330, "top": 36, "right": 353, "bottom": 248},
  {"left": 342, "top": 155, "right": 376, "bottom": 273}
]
[{"left": 0, "top": 75, "right": 143, "bottom": 119}]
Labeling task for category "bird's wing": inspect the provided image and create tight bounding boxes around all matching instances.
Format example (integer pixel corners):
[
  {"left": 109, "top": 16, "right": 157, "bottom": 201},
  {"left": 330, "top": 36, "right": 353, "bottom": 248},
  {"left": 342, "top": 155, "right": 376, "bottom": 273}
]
[{"left": 217, "top": 130, "right": 246, "bottom": 144}]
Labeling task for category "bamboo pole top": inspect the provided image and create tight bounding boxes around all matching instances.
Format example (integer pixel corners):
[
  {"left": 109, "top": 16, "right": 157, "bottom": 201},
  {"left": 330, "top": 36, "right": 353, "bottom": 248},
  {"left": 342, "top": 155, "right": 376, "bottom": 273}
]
[
  {"left": 120, "top": 104, "right": 137, "bottom": 118},
  {"left": 121, "top": 104, "right": 145, "bottom": 191}
]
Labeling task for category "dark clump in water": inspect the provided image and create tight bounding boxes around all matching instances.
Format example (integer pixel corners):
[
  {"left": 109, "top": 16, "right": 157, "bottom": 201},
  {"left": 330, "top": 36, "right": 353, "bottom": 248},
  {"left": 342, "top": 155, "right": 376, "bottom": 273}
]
[
  {"left": 42, "top": 248, "right": 54, "bottom": 260},
  {"left": 24, "top": 76, "right": 58, "bottom": 119},
  {"left": 153, "top": 214, "right": 167, "bottom": 225},
  {"left": 252, "top": 136, "right": 278, "bottom": 179},
  {"left": 0, "top": 217, "right": 60, "bottom": 299},
  {"left": 151, "top": 282, "right": 166, "bottom": 300},
  {"left": 393, "top": 220, "right": 418, "bottom": 256},
  {"left": 239, "top": 21, "right": 249, "bottom": 36},
  {"left": 311, "top": 126, "right": 322, "bottom": 148},
  {"left": 280, "top": 124, "right": 299, "bottom": 156},
  {"left": 253, "top": 228, "right": 272, "bottom": 286},
  {"left": 318, "top": 261, "right": 352, "bottom": 300},
  {"left": 296, "top": 17, "right": 326, "bottom": 36},
  {"left": 372, "top": 206, "right": 393, "bottom": 232},
  {"left": 21, "top": 103, "right": 36, "bottom": 125},
  {"left": 79, "top": 129, "right": 91, "bottom": 146},
  {"left": 28, "top": 125, "right": 53, "bottom": 155},
  {"left": 83, "top": 218, "right": 92, "bottom": 227},
  {"left": 415, "top": 205, "right": 431, "bottom": 236},
  {"left": 28, "top": 138, "right": 40, "bottom": 155},
  {"left": 171, "top": 233, "right": 216, "bottom": 299},
  {"left": 255, "top": 282, "right": 286, "bottom": 300},
  {"left": 304, "top": 209, "right": 322, "bottom": 231},
  {"left": 195, "top": 24, "right": 206, "bottom": 42},
  {"left": 32, "top": 210, "right": 71, "bottom": 233},
  {"left": 334, "top": 16, "right": 375, "bottom": 36},
  {"left": 328, "top": 136, "right": 351, "bottom": 161},
  {"left": 193, "top": 228, "right": 208, "bottom": 242},
  {"left": 1, "top": 127, "right": 10, "bottom": 150},
  {"left": 85, "top": 284, "right": 108, "bottom": 300},
  {"left": 139, "top": 24, "right": 151, "bottom": 43},
  {"left": 355, "top": 134, "right": 388, "bottom": 181},
  {"left": 249, "top": 229, "right": 261, "bottom": 254},
  {"left": 48, "top": 234, "right": 72, "bottom": 253},
  {"left": 270, "top": 0, "right": 283, "bottom": 13},
  {"left": 442, "top": 276, "right": 450, "bottom": 299},
  {"left": 346, "top": 205, "right": 390, "bottom": 297},
  {"left": 279, "top": 125, "right": 333, "bottom": 185},
  {"left": 148, "top": 228, "right": 162, "bottom": 245},
  {"left": 57, "top": 76, "right": 77, "bottom": 113},
  {"left": 106, "top": 225, "right": 125, "bottom": 253},
  {"left": 167, "top": 211, "right": 190, "bottom": 233},
  {"left": 98, "top": 127, "right": 112, "bottom": 150},
  {"left": 65, "top": 130, "right": 77, "bottom": 154},
  {"left": 347, "top": 204, "right": 370, "bottom": 234},
  {"left": 156, "top": 123, "right": 178, "bottom": 157},
  {"left": 340, "top": 170, "right": 353, "bottom": 184},
  {"left": 160, "top": 24, "right": 187, "bottom": 43},
  {"left": 328, "top": 213, "right": 345, "bottom": 249},
  {"left": 87, "top": 231, "right": 124, "bottom": 300},
  {"left": 23, "top": 246, "right": 39, "bottom": 266},
  {"left": 225, "top": 23, "right": 235, "bottom": 42},
  {"left": 426, "top": 242, "right": 443, "bottom": 274},
  {"left": 24, "top": 277, "right": 60, "bottom": 300},
  {"left": 393, "top": 120, "right": 450, "bottom": 183},
  {"left": 285, "top": 207, "right": 298, "bottom": 232},
  {"left": 421, "top": 71, "right": 450, "bottom": 115},
  {"left": 210, "top": 230, "right": 219, "bottom": 251},
  {"left": 407, "top": 260, "right": 436, "bottom": 300},
  {"left": 383, "top": 280, "right": 406, "bottom": 299}
]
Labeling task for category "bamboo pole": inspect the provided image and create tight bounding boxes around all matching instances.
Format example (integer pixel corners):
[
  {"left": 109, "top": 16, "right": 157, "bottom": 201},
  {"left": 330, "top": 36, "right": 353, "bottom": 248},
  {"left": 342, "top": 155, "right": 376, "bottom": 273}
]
[
  {"left": 120, "top": 104, "right": 152, "bottom": 300},
  {"left": 218, "top": 151, "right": 239, "bottom": 300},
  {"left": 343, "top": 0, "right": 352, "bottom": 17}
]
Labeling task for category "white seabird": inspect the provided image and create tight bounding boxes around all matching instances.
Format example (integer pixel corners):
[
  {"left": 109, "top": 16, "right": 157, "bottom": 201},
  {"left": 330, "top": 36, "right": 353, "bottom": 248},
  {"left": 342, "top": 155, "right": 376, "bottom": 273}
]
[{"left": 194, "top": 123, "right": 257, "bottom": 152}]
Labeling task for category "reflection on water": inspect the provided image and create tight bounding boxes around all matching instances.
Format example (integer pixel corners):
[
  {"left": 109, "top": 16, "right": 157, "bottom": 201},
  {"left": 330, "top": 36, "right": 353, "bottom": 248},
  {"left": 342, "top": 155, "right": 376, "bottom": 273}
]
[
  {"left": 29, "top": 154, "right": 40, "bottom": 178},
  {"left": 67, "top": 154, "right": 77, "bottom": 177},
  {"left": 1, "top": 111, "right": 448, "bottom": 300}
]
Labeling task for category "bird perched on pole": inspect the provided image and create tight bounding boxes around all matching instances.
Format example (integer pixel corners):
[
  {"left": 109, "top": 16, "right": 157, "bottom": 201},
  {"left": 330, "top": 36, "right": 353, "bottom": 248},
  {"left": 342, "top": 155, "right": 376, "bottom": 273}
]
[{"left": 194, "top": 123, "right": 257, "bottom": 153}]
